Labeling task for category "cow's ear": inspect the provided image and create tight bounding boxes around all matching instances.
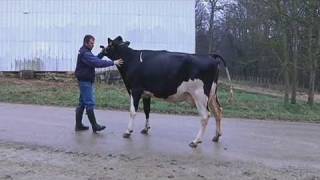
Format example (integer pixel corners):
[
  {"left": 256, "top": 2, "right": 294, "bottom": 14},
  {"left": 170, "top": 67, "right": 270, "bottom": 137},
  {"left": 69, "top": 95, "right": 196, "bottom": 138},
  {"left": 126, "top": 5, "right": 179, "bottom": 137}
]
[
  {"left": 115, "top": 36, "right": 123, "bottom": 42},
  {"left": 124, "top": 41, "right": 130, "bottom": 46},
  {"left": 108, "top": 38, "right": 112, "bottom": 45}
]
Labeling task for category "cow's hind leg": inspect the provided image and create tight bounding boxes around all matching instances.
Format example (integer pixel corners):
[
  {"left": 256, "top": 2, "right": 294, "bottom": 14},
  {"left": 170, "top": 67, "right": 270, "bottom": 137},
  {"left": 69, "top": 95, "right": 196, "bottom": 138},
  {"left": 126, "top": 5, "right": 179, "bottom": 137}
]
[
  {"left": 209, "top": 95, "right": 223, "bottom": 142},
  {"left": 189, "top": 93, "right": 210, "bottom": 148},
  {"left": 123, "top": 91, "right": 141, "bottom": 138},
  {"left": 141, "top": 97, "right": 151, "bottom": 135}
]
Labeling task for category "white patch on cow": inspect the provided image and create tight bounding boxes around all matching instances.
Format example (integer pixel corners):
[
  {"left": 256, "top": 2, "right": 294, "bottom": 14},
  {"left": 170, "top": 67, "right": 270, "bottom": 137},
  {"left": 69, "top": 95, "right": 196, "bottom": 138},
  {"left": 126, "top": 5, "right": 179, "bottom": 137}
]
[
  {"left": 130, "top": 95, "right": 135, "bottom": 118},
  {"left": 165, "top": 79, "right": 205, "bottom": 104},
  {"left": 126, "top": 78, "right": 220, "bottom": 145},
  {"left": 140, "top": 52, "right": 143, "bottom": 63},
  {"left": 210, "top": 82, "right": 217, "bottom": 97},
  {"left": 142, "top": 79, "right": 208, "bottom": 105},
  {"left": 127, "top": 95, "right": 135, "bottom": 133},
  {"left": 142, "top": 91, "right": 154, "bottom": 98},
  {"left": 164, "top": 78, "right": 213, "bottom": 144},
  {"left": 191, "top": 80, "right": 210, "bottom": 144}
]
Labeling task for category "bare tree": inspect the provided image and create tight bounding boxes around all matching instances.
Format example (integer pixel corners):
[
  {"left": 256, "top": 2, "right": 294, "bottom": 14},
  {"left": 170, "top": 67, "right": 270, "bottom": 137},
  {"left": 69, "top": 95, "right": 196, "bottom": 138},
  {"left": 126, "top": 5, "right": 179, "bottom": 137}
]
[
  {"left": 305, "top": 0, "right": 320, "bottom": 105},
  {"left": 202, "top": 0, "right": 224, "bottom": 53}
]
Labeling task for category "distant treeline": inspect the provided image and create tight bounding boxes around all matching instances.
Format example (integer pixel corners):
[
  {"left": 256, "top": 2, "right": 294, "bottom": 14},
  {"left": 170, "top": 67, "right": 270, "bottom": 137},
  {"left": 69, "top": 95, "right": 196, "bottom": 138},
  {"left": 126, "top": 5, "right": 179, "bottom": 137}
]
[{"left": 196, "top": 0, "right": 320, "bottom": 105}]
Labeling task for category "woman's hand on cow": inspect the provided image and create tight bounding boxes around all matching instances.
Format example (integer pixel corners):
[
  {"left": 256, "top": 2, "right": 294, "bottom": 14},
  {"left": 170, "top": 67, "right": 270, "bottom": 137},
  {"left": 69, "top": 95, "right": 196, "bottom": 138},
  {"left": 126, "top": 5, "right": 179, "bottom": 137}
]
[{"left": 114, "top": 59, "right": 124, "bottom": 66}]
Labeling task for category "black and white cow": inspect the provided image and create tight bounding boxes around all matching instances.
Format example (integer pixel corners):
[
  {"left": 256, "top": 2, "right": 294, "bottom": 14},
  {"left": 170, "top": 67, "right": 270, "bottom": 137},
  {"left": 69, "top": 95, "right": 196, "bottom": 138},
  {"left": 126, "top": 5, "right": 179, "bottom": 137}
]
[{"left": 101, "top": 36, "right": 233, "bottom": 148}]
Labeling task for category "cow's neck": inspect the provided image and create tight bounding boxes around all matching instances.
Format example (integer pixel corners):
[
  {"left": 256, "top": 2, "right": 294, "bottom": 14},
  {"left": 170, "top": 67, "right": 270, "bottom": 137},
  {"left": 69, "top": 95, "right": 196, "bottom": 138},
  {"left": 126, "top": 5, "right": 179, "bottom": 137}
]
[
  {"left": 118, "top": 47, "right": 139, "bottom": 64},
  {"left": 116, "top": 47, "right": 139, "bottom": 95},
  {"left": 117, "top": 47, "right": 141, "bottom": 74}
]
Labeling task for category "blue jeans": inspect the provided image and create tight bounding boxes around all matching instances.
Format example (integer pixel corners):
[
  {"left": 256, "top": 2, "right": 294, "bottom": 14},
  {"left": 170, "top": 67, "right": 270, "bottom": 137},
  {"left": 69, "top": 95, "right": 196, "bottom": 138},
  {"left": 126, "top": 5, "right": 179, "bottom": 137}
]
[{"left": 78, "top": 81, "right": 96, "bottom": 110}]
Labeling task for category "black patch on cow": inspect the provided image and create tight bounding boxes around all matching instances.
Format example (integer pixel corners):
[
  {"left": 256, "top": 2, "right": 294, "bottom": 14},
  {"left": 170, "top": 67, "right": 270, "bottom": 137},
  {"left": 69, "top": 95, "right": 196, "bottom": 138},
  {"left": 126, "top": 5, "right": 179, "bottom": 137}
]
[{"left": 102, "top": 37, "right": 223, "bottom": 99}]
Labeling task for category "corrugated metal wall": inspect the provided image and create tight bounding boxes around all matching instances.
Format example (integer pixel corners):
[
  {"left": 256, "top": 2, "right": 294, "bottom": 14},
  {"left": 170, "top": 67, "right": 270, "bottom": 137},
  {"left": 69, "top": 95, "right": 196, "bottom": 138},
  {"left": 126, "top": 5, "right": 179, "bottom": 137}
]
[{"left": 0, "top": 0, "right": 195, "bottom": 71}]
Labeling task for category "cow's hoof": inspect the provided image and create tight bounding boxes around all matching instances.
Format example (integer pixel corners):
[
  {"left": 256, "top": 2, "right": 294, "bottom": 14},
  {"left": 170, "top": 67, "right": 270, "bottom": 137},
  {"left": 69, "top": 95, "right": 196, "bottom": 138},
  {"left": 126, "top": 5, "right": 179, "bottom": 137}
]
[
  {"left": 212, "top": 136, "right": 220, "bottom": 142},
  {"left": 140, "top": 129, "right": 149, "bottom": 135},
  {"left": 123, "top": 133, "right": 131, "bottom": 138},
  {"left": 189, "top": 142, "right": 198, "bottom": 148}
]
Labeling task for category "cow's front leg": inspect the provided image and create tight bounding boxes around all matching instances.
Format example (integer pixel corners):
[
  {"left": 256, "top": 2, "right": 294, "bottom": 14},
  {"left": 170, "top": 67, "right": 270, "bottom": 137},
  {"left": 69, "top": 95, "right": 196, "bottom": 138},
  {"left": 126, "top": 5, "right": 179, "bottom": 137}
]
[
  {"left": 141, "top": 97, "right": 151, "bottom": 135},
  {"left": 123, "top": 91, "right": 142, "bottom": 138}
]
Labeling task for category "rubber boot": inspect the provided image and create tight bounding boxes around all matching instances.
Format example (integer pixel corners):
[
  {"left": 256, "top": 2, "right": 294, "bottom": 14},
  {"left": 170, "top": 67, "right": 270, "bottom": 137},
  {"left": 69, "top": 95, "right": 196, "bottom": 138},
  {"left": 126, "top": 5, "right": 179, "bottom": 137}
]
[
  {"left": 75, "top": 106, "right": 89, "bottom": 131},
  {"left": 86, "top": 109, "right": 106, "bottom": 133}
]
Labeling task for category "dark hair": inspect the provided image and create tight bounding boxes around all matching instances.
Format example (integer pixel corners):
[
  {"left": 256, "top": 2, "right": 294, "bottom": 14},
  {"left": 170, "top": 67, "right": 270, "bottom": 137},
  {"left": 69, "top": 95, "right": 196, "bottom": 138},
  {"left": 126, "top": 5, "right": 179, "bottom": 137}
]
[{"left": 83, "top": 34, "right": 95, "bottom": 45}]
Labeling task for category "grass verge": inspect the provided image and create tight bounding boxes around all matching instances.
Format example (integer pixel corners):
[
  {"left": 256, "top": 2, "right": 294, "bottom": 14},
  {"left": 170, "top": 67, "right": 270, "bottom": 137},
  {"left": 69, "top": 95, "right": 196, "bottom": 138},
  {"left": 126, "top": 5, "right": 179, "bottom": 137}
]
[{"left": 0, "top": 78, "right": 319, "bottom": 122}]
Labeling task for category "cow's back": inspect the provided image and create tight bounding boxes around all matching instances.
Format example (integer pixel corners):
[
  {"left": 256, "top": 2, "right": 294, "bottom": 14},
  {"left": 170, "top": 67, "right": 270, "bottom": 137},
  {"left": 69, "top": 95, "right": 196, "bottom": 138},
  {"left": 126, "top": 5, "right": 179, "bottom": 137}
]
[{"left": 137, "top": 51, "right": 219, "bottom": 98}]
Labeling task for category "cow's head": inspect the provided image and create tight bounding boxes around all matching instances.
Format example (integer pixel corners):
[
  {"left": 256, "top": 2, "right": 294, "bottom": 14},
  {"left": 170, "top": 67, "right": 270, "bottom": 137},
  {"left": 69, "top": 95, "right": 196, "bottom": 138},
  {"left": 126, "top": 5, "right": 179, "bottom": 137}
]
[{"left": 100, "top": 36, "right": 130, "bottom": 60}]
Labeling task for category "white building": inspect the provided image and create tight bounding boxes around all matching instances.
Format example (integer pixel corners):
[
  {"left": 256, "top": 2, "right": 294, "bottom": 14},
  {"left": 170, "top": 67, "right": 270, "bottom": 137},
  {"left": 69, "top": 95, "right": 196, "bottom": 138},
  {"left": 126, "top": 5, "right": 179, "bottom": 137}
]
[{"left": 0, "top": 0, "right": 195, "bottom": 71}]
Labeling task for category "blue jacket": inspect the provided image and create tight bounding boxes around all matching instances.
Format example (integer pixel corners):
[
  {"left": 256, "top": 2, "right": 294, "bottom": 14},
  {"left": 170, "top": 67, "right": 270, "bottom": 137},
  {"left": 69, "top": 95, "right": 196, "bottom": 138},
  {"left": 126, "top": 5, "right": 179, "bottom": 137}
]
[{"left": 75, "top": 46, "right": 114, "bottom": 82}]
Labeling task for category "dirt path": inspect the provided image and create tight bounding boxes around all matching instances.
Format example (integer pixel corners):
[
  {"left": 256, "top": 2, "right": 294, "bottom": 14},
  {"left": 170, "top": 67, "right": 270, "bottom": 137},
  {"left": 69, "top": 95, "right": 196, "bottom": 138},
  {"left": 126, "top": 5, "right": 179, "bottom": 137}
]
[{"left": 1, "top": 142, "right": 319, "bottom": 180}]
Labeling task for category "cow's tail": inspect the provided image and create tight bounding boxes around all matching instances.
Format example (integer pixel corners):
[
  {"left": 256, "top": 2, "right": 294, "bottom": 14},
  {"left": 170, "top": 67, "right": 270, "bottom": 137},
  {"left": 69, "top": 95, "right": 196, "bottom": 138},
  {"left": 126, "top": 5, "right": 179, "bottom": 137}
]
[{"left": 210, "top": 54, "right": 234, "bottom": 103}]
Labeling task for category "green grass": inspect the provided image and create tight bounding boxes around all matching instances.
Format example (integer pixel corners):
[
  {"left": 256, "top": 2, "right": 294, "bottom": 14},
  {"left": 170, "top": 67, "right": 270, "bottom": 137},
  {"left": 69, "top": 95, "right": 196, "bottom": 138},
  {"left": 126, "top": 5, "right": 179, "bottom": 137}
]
[
  {"left": 220, "top": 90, "right": 320, "bottom": 121},
  {"left": 0, "top": 78, "right": 319, "bottom": 122}
]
